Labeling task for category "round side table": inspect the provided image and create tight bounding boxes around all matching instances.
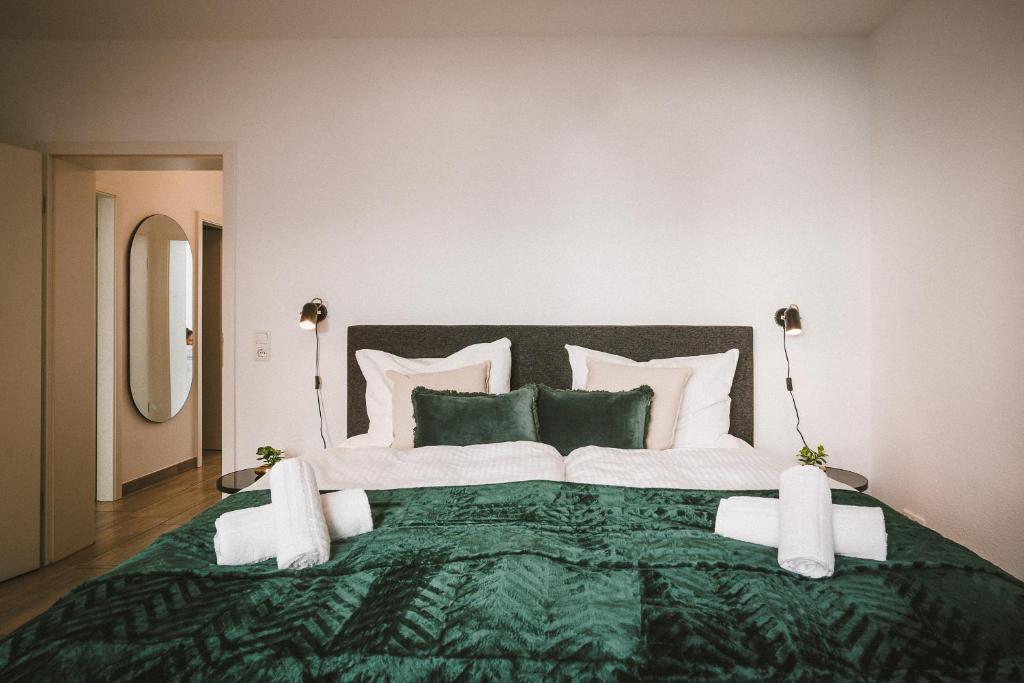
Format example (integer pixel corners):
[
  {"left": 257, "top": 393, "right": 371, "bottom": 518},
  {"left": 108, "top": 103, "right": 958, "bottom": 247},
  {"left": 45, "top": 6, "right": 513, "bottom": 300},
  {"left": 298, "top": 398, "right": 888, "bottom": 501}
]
[
  {"left": 825, "top": 467, "right": 868, "bottom": 492},
  {"left": 216, "top": 467, "right": 266, "bottom": 494}
]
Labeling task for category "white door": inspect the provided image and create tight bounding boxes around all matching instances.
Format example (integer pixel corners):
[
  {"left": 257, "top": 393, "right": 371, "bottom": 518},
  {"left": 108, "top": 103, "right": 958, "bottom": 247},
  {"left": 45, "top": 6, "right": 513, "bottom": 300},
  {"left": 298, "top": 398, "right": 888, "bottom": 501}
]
[
  {"left": 96, "top": 193, "right": 117, "bottom": 502},
  {"left": 0, "top": 143, "right": 43, "bottom": 581},
  {"left": 45, "top": 158, "right": 97, "bottom": 562}
]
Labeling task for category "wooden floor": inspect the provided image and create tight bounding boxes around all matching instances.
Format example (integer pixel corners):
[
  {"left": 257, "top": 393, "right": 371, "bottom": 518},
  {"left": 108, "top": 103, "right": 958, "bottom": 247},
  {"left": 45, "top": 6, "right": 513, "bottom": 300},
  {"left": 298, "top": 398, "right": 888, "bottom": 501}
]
[{"left": 0, "top": 451, "right": 223, "bottom": 637}]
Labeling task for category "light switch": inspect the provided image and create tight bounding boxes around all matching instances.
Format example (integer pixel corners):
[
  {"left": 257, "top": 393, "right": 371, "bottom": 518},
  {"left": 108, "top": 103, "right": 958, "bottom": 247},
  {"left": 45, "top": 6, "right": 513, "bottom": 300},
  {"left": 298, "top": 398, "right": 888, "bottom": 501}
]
[{"left": 255, "top": 331, "right": 271, "bottom": 361}]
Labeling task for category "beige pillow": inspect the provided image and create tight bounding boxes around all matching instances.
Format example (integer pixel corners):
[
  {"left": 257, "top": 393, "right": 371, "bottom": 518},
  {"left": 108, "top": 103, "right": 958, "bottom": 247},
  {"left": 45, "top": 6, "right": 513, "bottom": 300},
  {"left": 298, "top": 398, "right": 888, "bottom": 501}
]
[
  {"left": 585, "top": 360, "right": 693, "bottom": 450},
  {"left": 386, "top": 361, "right": 491, "bottom": 448}
]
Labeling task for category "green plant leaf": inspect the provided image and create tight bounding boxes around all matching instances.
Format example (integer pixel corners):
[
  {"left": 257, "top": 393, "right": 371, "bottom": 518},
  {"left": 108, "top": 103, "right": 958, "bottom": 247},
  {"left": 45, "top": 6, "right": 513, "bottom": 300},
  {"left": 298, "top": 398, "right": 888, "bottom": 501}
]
[
  {"left": 795, "top": 443, "right": 828, "bottom": 466},
  {"left": 256, "top": 444, "right": 284, "bottom": 465}
]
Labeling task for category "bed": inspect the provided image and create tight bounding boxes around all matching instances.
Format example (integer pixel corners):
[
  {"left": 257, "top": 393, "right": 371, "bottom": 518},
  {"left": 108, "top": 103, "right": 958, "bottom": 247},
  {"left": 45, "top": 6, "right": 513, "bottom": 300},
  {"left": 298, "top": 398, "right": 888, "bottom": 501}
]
[{"left": 2, "top": 325, "right": 1022, "bottom": 681}]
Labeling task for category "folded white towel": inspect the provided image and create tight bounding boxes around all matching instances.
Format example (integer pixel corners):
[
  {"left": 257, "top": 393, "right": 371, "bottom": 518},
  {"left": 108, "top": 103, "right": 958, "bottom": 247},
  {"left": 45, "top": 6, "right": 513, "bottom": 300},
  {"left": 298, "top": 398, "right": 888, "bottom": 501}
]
[
  {"left": 271, "top": 459, "right": 331, "bottom": 570},
  {"left": 777, "top": 465, "right": 835, "bottom": 578},
  {"left": 214, "top": 490, "right": 374, "bottom": 566},
  {"left": 715, "top": 496, "right": 887, "bottom": 561}
]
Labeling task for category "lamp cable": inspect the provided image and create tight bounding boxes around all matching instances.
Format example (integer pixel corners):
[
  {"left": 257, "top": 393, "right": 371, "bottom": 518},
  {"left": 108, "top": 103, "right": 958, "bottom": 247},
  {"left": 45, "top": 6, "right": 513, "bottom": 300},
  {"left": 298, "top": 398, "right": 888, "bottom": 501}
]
[
  {"left": 782, "top": 325, "right": 811, "bottom": 452},
  {"left": 314, "top": 317, "right": 327, "bottom": 449}
]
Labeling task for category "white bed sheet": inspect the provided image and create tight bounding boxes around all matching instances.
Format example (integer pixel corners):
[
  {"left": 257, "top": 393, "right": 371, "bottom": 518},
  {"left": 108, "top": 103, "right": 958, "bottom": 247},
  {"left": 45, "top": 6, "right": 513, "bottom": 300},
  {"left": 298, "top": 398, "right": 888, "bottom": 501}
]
[
  {"left": 248, "top": 436, "right": 852, "bottom": 492},
  {"left": 244, "top": 441, "right": 565, "bottom": 492},
  {"left": 565, "top": 445, "right": 853, "bottom": 491}
]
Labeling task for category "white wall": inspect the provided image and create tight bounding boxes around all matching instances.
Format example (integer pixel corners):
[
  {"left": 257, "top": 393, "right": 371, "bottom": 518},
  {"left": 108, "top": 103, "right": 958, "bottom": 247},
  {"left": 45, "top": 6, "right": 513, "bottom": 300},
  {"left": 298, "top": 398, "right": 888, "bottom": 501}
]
[
  {"left": 870, "top": 1, "right": 1024, "bottom": 578},
  {"left": 0, "top": 37, "right": 873, "bottom": 476},
  {"left": 95, "top": 170, "right": 222, "bottom": 485}
]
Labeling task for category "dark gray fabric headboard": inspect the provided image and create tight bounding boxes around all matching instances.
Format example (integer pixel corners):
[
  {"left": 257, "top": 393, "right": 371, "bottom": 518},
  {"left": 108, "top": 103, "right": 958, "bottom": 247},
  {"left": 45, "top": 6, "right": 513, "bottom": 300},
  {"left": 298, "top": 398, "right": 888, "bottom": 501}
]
[{"left": 347, "top": 325, "right": 754, "bottom": 445}]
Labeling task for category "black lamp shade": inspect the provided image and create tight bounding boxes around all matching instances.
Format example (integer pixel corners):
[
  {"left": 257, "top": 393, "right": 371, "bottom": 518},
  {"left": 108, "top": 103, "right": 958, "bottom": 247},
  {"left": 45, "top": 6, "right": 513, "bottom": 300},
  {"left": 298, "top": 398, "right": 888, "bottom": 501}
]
[
  {"left": 774, "top": 305, "right": 802, "bottom": 335},
  {"left": 299, "top": 299, "right": 327, "bottom": 329}
]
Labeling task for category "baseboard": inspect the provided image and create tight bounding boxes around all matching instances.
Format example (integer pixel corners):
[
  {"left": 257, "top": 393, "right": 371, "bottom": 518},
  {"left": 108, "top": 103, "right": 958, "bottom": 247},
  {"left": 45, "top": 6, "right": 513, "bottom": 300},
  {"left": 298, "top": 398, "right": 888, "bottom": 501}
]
[{"left": 121, "top": 457, "right": 198, "bottom": 496}]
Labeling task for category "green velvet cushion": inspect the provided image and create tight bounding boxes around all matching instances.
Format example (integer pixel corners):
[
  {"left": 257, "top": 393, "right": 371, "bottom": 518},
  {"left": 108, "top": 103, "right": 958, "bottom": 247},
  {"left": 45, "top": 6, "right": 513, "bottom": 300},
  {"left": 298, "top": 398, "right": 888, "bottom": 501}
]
[
  {"left": 412, "top": 385, "right": 539, "bottom": 448},
  {"left": 536, "top": 384, "right": 653, "bottom": 456}
]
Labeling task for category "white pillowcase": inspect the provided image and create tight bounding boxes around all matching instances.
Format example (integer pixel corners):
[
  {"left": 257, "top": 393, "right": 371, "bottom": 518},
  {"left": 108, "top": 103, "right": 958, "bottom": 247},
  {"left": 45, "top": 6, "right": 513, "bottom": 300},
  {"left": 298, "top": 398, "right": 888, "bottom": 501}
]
[
  {"left": 566, "top": 345, "right": 739, "bottom": 448},
  {"left": 356, "top": 338, "right": 512, "bottom": 446}
]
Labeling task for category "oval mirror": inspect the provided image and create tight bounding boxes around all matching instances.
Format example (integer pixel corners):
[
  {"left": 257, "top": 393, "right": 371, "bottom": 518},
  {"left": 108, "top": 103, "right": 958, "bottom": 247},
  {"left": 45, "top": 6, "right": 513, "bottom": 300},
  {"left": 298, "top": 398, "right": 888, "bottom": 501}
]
[{"left": 129, "top": 214, "right": 194, "bottom": 422}]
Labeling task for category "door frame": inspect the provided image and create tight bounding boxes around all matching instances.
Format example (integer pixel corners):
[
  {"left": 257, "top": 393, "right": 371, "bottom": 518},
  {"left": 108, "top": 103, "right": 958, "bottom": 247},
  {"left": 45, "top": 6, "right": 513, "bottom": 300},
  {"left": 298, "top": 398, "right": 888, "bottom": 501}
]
[
  {"left": 195, "top": 212, "right": 223, "bottom": 470},
  {"left": 40, "top": 142, "right": 238, "bottom": 485},
  {"left": 94, "top": 188, "right": 119, "bottom": 501}
]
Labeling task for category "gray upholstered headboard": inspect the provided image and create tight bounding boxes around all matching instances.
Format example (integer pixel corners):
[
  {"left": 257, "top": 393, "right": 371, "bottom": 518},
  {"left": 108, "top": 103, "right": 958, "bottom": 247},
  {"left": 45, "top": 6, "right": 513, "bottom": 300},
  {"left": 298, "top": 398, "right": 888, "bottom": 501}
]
[{"left": 347, "top": 325, "right": 754, "bottom": 445}]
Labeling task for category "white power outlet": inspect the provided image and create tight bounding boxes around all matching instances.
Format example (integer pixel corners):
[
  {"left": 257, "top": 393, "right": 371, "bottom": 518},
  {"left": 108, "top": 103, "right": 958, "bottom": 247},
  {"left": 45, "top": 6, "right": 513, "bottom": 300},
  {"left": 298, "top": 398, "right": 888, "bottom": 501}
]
[
  {"left": 903, "top": 508, "right": 926, "bottom": 525},
  {"left": 254, "top": 331, "right": 271, "bottom": 361}
]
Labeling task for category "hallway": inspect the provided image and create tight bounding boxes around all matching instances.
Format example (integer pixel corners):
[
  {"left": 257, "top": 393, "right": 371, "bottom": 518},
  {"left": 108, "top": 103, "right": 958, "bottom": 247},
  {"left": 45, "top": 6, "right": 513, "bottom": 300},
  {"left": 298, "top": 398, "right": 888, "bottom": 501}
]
[{"left": 0, "top": 452, "right": 223, "bottom": 636}]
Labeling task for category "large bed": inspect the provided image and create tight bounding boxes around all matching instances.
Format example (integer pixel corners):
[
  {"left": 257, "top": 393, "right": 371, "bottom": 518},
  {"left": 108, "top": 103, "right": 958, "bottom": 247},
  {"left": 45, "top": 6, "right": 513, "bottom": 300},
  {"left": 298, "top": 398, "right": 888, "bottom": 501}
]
[{"left": 2, "top": 326, "right": 1022, "bottom": 681}]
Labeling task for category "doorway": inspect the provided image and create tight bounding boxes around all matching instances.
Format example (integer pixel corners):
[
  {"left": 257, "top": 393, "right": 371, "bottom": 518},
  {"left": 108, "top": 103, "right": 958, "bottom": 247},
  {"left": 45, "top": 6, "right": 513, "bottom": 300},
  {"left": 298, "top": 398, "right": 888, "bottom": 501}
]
[
  {"left": 0, "top": 142, "right": 234, "bottom": 582},
  {"left": 46, "top": 153, "right": 226, "bottom": 565}
]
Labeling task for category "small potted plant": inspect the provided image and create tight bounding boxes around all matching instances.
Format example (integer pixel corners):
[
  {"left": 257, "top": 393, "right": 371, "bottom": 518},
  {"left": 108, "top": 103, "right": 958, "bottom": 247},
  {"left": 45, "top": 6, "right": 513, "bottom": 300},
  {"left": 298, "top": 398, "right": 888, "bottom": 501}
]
[
  {"left": 255, "top": 445, "right": 285, "bottom": 475},
  {"left": 796, "top": 443, "right": 829, "bottom": 470}
]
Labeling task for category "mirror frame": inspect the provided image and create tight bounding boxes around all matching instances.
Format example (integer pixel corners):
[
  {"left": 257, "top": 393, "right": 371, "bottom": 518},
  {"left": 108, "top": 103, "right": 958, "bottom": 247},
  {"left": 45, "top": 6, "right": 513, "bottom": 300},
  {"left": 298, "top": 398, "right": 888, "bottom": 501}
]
[{"left": 127, "top": 213, "right": 194, "bottom": 423}]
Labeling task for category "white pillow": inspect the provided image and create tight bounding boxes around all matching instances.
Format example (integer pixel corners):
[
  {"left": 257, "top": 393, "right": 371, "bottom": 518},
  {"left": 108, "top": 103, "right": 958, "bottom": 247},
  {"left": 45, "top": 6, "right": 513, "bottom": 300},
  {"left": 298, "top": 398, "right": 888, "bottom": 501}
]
[
  {"left": 356, "top": 338, "right": 512, "bottom": 446},
  {"left": 565, "top": 345, "right": 739, "bottom": 448}
]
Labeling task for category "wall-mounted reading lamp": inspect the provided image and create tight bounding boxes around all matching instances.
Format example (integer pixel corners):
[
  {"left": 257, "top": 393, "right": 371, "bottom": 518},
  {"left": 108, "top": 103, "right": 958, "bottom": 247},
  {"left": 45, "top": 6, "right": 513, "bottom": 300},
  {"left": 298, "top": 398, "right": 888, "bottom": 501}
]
[
  {"left": 299, "top": 298, "right": 328, "bottom": 448},
  {"left": 774, "top": 304, "right": 802, "bottom": 336},
  {"left": 299, "top": 298, "right": 328, "bottom": 330},
  {"left": 775, "top": 304, "right": 811, "bottom": 451}
]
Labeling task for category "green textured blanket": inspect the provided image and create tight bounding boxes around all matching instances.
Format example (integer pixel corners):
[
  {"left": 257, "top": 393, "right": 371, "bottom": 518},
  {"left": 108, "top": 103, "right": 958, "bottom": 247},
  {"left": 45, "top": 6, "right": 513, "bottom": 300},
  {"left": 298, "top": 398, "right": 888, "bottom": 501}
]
[{"left": 2, "top": 482, "right": 1022, "bottom": 681}]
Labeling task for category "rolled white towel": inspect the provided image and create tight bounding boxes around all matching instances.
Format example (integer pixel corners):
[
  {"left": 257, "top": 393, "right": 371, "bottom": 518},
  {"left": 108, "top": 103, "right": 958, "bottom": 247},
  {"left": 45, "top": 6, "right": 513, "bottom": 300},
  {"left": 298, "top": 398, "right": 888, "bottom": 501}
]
[
  {"left": 715, "top": 496, "right": 779, "bottom": 548},
  {"left": 320, "top": 489, "right": 375, "bottom": 540},
  {"left": 715, "top": 497, "right": 887, "bottom": 561},
  {"left": 832, "top": 505, "right": 887, "bottom": 561},
  {"left": 214, "top": 504, "right": 275, "bottom": 565},
  {"left": 271, "top": 459, "right": 331, "bottom": 570},
  {"left": 777, "top": 465, "right": 835, "bottom": 578},
  {"left": 214, "top": 490, "right": 374, "bottom": 566}
]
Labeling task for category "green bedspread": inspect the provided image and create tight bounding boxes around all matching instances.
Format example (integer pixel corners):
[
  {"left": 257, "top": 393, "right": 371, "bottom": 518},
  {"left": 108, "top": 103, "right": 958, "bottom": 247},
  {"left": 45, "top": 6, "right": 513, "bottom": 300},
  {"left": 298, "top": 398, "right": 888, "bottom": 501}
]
[{"left": 2, "top": 482, "right": 1022, "bottom": 681}]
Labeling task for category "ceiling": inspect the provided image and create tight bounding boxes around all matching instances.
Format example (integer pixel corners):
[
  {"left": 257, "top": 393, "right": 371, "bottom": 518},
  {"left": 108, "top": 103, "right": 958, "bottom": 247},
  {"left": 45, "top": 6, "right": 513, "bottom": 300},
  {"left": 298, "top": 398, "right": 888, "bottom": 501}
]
[{"left": 0, "top": 0, "right": 907, "bottom": 40}]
